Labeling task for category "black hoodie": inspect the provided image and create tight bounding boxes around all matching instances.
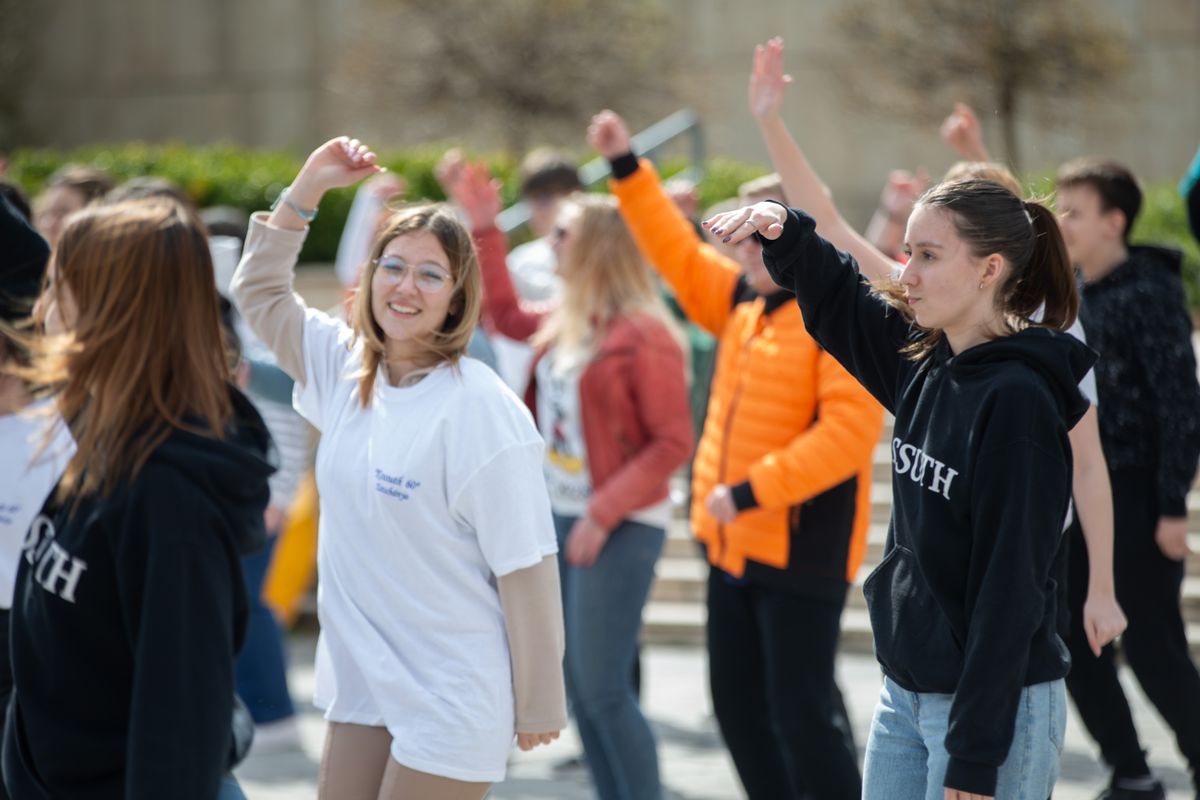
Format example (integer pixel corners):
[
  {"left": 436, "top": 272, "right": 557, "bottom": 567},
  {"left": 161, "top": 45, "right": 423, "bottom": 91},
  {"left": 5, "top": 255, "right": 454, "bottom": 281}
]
[
  {"left": 3, "top": 391, "right": 272, "bottom": 800},
  {"left": 760, "top": 208, "right": 1094, "bottom": 796}
]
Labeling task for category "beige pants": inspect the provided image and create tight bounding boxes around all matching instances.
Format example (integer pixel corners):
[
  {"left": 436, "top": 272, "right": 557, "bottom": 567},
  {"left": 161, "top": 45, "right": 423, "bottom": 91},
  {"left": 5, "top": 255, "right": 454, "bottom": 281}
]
[{"left": 318, "top": 722, "right": 492, "bottom": 800}]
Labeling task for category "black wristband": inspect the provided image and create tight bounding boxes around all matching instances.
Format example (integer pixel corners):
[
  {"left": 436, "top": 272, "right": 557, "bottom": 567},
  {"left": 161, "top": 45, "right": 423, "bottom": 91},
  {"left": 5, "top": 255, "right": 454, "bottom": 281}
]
[
  {"left": 730, "top": 481, "right": 760, "bottom": 512},
  {"left": 609, "top": 152, "right": 639, "bottom": 180}
]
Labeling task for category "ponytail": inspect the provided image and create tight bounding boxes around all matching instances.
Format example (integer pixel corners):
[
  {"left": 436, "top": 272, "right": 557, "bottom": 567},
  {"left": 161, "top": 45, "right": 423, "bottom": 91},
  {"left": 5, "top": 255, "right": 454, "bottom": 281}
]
[{"left": 1013, "top": 200, "right": 1078, "bottom": 330}]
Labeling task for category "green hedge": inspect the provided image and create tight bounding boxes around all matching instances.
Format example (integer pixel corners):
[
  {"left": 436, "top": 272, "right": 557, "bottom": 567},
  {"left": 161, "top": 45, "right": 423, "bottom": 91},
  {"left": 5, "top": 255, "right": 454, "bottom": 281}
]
[{"left": 8, "top": 142, "right": 1198, "bottom": 308}]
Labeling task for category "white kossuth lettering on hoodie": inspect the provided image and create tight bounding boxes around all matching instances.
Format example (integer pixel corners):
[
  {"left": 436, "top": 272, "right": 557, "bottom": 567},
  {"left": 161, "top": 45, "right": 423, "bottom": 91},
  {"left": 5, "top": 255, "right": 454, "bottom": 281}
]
[
  {"left": 892, "top": 437, "right": 960, "bottom": 501},
  {"left": 22, "top": 514, "right": 88, "bottom": 604}
]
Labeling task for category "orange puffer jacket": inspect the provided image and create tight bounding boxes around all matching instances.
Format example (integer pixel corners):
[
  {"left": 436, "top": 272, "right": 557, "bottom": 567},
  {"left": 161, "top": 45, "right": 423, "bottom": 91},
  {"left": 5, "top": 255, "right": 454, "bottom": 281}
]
[{"left": 612, "top": 161, "right": 883, "bottom": 596}]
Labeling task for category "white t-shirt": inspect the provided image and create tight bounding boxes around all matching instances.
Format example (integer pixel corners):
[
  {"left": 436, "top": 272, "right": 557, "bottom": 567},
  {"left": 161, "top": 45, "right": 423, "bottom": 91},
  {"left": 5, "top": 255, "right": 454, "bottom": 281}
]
[
  {"left": 536, "top": 352, "right": 591, "bottom": 516},
  {"left": 295, "top": 308, "right": 557, "bottom": 782},
  {"left": 491, "top": 237, "right": 561, "bottom": 395},
  {"left": 534, "top": 349, "right": 672, "bottom": 529},
  {"left": 0, "top": 406, "right": 73, "bottom": 608}
]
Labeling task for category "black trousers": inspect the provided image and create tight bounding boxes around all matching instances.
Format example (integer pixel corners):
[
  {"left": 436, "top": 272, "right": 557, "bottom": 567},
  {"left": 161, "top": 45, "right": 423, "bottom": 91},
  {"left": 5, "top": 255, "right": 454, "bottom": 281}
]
[
  {"left": 1065, "top": 467, "right": 1200, "bottom": 783},
  {"left": 707, "top": 568, "right": 861, "bottom": 800}
]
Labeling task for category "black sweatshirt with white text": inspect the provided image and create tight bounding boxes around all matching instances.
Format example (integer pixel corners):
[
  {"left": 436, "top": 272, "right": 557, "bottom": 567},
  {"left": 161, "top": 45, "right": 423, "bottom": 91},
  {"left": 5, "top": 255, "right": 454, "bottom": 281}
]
[
  {"left": 759, "top": 208, "right": 1094, "bottom": 796},
  {"left": 3, "top": 390, "right": 273, "bottom": 800}
]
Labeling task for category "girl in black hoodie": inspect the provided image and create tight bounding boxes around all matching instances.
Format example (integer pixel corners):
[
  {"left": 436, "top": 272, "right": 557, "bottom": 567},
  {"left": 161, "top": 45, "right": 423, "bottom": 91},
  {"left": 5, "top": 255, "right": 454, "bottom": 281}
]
[
  {"left": 706, "top": 179, "right": 1094, "bottom": 800},
  {"left": 2, "top": 197, "right": 273, "bottom": 800}
]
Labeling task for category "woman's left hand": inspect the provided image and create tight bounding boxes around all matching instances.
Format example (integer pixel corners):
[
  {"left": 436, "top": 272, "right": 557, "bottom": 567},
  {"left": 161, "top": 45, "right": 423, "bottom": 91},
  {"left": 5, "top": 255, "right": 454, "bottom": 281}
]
[
  {"left": 516, "top": 730, "right": 561, "bottom": 751},
  {"left": 565, "top": 517, "right": 609, "bottom": 568},
  {"left": 945, "top": 789, "right": 992, "bottom": 800},
  {"left": 1083, "top": 589, "right": 1127, "bottom": 656},
  {"left": 703, "top": 201, "right": 788, "bottom": 244}
]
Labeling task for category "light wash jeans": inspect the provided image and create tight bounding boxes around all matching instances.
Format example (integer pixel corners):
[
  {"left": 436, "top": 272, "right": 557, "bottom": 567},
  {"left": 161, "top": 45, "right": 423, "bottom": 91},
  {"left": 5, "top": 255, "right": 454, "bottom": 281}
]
[
  {"left": 217, "top": 774, "right": 246, "bottom": 800},
  {"left": 554, "top": 513, "right": 664, "bottom": 800},
  {"left": 862, "top": 676, "right": 1066, "bottom": 800}
]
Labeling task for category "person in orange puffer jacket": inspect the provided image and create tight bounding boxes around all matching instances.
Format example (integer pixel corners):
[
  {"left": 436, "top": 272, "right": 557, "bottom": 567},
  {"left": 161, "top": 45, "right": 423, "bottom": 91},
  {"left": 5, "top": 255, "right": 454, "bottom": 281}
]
[{"left": 590, "top": 110, "right": 884, "bottom": 800}]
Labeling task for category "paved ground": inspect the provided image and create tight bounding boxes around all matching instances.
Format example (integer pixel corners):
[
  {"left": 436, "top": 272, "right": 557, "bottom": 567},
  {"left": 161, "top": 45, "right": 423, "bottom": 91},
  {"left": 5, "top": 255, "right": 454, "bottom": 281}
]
[{"left": 235, "top": 635, "right": 1194, "bottom": 799}]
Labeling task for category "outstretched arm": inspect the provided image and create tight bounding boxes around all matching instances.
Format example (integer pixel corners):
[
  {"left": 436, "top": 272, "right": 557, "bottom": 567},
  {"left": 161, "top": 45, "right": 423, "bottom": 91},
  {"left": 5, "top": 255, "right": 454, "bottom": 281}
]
[
  {"left": 436, "top": 154, "right": 549, "bottom": 340},
  {"left": 232, "top": 137, "right": 383, "bottom": 385},
  {"left": 748, "top": 38, "right": 900, "bottom": 283},
  {"left": 705, "top": 202, "right": 910, "bottom": 412}
]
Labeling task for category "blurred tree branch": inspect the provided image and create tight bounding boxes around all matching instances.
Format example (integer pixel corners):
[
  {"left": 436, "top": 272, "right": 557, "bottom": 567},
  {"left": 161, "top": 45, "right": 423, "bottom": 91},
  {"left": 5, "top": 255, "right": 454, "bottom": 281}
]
[
  {"left": 831, "top": 0, "right": 1129, "bottom": 170},
  {"left": 338, "top": 0, "right": 676, "bottom": 154}
]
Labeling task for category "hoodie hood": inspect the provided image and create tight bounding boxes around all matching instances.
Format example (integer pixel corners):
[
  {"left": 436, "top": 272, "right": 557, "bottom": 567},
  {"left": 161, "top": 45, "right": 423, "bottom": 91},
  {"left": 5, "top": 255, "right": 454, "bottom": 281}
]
[
  {"left": 148, "top": 387, "right": 275, "bottom": 555},
  {"left": 935, "top": 327, "right": 1096, "bottom": 429}
]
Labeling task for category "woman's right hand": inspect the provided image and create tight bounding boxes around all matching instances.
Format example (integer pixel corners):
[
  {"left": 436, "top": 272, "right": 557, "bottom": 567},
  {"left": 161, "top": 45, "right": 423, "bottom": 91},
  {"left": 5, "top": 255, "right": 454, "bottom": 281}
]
[
  {"left": 703, "top": 201, "right": 788, "bottom": 244},
  {"left": 748, "top": 37, "right": 793, "bottom": 121}
]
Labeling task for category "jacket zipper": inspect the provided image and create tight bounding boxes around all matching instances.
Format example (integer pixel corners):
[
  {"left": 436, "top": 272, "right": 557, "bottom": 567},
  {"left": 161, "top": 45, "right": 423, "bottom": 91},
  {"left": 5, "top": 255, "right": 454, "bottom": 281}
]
[{"left": 714, "top": 316, "right": 763, "bottom": 566}]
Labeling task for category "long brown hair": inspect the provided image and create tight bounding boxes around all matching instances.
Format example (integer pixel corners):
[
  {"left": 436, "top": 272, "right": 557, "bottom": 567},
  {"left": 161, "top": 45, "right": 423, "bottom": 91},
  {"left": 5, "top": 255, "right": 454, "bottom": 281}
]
[
  {"left": 532, "top": 193, "right": 685, "bottom": 371},
  {"left": 22, "top": 198, "right": 232, "bottom": 500},
  {"left": 349, "top": 203, "right": 481, "bottom": 404},
  {"left": 876, "top": 178, "right": 1077, "bottom": 358}
]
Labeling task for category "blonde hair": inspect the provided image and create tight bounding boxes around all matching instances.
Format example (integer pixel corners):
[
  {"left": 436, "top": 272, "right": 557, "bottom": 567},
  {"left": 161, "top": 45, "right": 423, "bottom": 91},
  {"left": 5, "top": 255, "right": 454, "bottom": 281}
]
[
  {"left": 532, "top": 193, "right": 685, "bottom": 372},
  {"left": 738, "top": 173, "right": 785, "bottom": 205},
  {"left": 349, "top": 203, "right": 481, "bottom": 404},
  {"left": 19, "top": 198, "right": 232, "bottom": 500},
  {"left": 942, "top": 161, "right": 1023, "bottom": 196}
]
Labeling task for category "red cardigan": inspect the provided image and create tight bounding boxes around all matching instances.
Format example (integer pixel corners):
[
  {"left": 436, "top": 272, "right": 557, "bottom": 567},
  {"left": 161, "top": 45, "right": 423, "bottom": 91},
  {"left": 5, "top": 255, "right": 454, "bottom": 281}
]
[{"left": 474, "top": 226, "right": 694, "bottom": 530}]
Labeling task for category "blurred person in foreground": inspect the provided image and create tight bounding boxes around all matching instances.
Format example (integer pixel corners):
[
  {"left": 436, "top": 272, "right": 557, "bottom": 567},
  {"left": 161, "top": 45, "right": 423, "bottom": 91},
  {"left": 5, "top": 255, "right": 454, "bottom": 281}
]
[{"left": 3, "top": 196, "right": 273, "bottom": 799}]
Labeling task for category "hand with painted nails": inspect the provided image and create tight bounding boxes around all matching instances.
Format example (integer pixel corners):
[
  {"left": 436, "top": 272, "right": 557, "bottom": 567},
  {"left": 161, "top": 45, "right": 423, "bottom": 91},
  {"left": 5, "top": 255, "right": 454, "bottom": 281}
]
[{"left": 702, "top": 201, "right": 788, "bottom": 244}]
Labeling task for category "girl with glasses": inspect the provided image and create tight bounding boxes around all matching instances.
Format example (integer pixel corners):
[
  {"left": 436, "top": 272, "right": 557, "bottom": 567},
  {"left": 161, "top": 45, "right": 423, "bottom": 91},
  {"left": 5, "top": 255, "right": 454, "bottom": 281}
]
[{"left": 231, "top": 137, "right": 566, "bottom": 800}]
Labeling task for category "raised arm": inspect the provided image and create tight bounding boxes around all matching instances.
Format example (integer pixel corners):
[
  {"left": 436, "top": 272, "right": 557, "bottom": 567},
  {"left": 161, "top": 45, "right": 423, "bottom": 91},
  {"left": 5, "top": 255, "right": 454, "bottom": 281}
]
[
  {"left": 748, "top": 38, "right": 899, "bottom": 283},
  {"left": 940, "top": 102, "right": 993, "bottom": 163},
  {"left": 588, "top": 110, "right": 742, "bottom": 336},
  {"left": 231, "top": 137, "right": 383, "bottom": 385},
  {"left": 704, "top": 202, "right": 911, "bottom": 412},
  {"left": 436, "top": 155, "right": 549, "bottom": 340}
]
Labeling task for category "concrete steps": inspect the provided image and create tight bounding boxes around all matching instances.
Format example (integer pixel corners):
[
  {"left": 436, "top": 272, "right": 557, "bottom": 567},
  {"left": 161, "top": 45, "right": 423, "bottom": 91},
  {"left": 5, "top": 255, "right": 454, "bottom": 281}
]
[{"left": 642, "top": 418, "right": 1200, "bottom": 655}]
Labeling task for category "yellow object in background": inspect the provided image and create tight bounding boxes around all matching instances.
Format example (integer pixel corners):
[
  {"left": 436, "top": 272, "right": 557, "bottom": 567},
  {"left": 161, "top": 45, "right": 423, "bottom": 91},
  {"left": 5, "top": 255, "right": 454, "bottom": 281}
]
[{"left": 263, "top": 471, "right": 319, "bottom": 628}]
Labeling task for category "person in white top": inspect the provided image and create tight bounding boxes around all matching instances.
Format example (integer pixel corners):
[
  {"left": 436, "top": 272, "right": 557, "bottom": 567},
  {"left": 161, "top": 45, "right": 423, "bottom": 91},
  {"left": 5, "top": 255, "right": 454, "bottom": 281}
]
[{"left": 230, "top": 136, "right": 567, "bottom": 800}]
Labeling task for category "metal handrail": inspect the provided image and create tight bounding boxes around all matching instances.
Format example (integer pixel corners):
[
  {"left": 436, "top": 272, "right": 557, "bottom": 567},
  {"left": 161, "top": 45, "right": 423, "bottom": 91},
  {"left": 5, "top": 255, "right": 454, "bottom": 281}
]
[{"left": 496, "top": 108, "right": 705, "bottom": 234}]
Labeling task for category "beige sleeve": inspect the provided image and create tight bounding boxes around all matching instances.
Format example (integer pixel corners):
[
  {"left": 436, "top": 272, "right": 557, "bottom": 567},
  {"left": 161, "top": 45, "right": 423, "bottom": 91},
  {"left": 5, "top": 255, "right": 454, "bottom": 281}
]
[
  {"left": 229, "top": 211, "right": 311, "bottom": 385},
  {"left": 496, "top": 555, "right": 568, "bottom": 733}
]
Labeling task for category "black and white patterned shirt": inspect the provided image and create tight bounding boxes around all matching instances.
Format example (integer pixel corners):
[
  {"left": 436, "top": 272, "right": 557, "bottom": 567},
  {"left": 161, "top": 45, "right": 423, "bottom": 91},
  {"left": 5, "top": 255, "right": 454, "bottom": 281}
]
[{"left": 1079, "top": 245, "right": 1200, "bottom": 517}]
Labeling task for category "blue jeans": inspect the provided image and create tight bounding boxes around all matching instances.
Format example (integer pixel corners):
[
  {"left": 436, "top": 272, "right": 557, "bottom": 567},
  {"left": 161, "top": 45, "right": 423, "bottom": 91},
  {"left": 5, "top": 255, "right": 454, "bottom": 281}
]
[
  {"left": 217, "top": 774, "right": 246, "bottom": 800},
  {"left": 554, "top": 514, "right": 664, "bottom": 800},
  {"left": 862, "top": 676, "right": 1066, "bottom": 800},
  {"left": 234, "top": 533, "right": 295, "bottom": 724}
]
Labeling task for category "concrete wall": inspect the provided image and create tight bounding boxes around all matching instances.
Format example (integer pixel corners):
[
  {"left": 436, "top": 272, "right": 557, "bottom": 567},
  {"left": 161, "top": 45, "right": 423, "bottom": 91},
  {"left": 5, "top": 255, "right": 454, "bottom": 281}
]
[{"left": 12, "top": 0, "right": 1199, "bottom": 223}]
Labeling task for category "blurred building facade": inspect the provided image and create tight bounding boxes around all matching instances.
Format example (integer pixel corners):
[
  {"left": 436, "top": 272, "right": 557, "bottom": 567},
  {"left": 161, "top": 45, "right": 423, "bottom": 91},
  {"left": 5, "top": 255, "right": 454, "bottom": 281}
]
[{"left": 9, "top": 0, "right": 1199, "bottom": 221}]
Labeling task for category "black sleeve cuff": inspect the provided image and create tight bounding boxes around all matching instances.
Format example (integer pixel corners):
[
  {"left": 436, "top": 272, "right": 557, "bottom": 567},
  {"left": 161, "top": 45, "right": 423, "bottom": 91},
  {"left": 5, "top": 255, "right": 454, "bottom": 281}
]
[
  {"left": 944, "top": 757, "right": 998, "bottom": 797},
  {"left": 609, "top": 152, "right": 639, "bottom": 180},
  {"left": 730, "top": 481, "right": 759, "bottom": 512},
  {"left": 1159, "top": 493, "right": 1188, "bottom": 518}
]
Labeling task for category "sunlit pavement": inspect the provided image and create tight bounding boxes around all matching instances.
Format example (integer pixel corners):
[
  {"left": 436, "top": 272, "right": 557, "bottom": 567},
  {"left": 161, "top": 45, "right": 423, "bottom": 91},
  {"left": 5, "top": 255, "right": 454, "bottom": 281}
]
[{"left": 235, "top": 635, "right": 1193, "bottom": 799}]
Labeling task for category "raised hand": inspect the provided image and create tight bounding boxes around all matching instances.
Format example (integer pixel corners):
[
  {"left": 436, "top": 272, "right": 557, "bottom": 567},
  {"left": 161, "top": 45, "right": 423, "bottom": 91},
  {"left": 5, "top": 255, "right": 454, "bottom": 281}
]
[
  {"left": 293, "top": 136, "right": 383, "bottom": 199},
  {"left": 703, "top": 201, "right": 788, "bottom": 244},
  {"left": 440, "top": 156, "right": 503, "bottom": 232},
  {"left": 587, "top": 110, "right": 634, "bottom": 161},
  {"left": 749, "top": 37, "right": 793, "bottom": 121},
  {"left": 879, "top": 169, "right": 929, "bottom": 220},
  {"left": 939, "top": 103, "right": 991, "bottom": 163}
]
